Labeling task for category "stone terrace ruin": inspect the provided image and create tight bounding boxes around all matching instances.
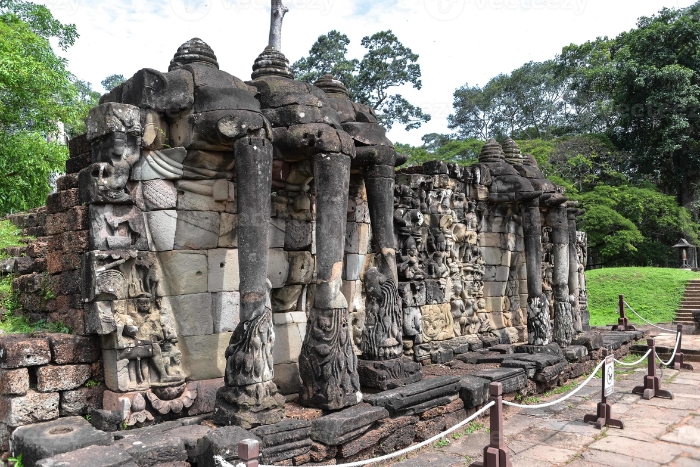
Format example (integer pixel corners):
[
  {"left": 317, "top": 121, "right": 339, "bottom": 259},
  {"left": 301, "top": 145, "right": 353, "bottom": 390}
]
[{"left": 0, "top": 7, "right": 646, "bottom": 466}]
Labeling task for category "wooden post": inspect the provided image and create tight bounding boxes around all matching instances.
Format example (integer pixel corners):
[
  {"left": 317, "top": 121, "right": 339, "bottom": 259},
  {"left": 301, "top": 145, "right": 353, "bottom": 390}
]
[
  {"left": 632, "top": 338, "right": 674, "bottom": 400},
  {"left": 238, "top": 439, "right": 260, "bottom": 467},
  {"left": 469, "top": 382, "right": 512, "bottom": 467},
  {"left": 669, "top": 324, "right": 693, "bottom": 371},
  {"left": 583, "top": 349, "right": 624, "bottom": 429},
  {"left": 612, "top": 294, "right": 636, "bottom": 331}
]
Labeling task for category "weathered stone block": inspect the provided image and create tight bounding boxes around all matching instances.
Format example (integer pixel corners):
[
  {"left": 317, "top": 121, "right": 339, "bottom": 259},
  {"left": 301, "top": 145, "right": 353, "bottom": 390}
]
[
  {"left": 285, "top": 220, "right": 313, "bottom": 251},
  {"left": 178, "top": 333, "right": 231, "bottom": 381},
  {"left": 357, "top": 357, "right": 423, "bottom": 390},
  {"left": 163, "top": 293, "right": 214, "bottom": 337},
  {"left": 563, "top": 345, "right": 588, "bottom": 362},
  {"left": 471, "top": 367, "right": 527, "bottom": 394},
  {"left": 211, "top": 292, "right": 240, "bottom": 333},
  {"left": 344, "top": 254, "right": 365, "bottom": 281},
  {"left": 268, "top": 248, "right": 289, "bottom": 289},
  {"left": 86, "top": 102, "right": 141, "bottom": 141},
  {"left": 218, "top": 213, "right": 239, "bottom": 249},
  {"left": 311, "top": 405, "right": 388, "bottom": 445},
  {"left": 0, "top": 369, "right": 29, "bottom": 396},
  {"left": 272, "top": 312, "right": 306, "bottom": 365},
  {"left": 534, "top": 361, "right": 567, "bottom": 383},
  {"left": 47, "top": 334, "right": 100, "bottom": 364},
  {"left": 85, "top": 301, "right": 118, "bottom": 335},
  {"left": 460, "top": 375, "right": 490, "bottom": 409},
  {"left": 146, "top": 210, "right": 178, "bottom": 251},
  {"left": 272, "top": 286, "right": 302, "bottom": 312},
  {"left": 501, "top": 359, "right": 537, "bottom": 378},
  {"left": 36, "top": 365, "right": 91, "bottom": 392},
  {"left": 273, "top": 362, "right": 302, "bottom": 396},
  {"left": 157, "top": 251, "right": 208, "bottom": 296},
  {"left": 0, "top": 336, "right": 51, "bottom": 369},
  {"left": 115, "top": 432, "right": 187, "bottom": 466},
  {"left": 177, "top": 189, "right": 227, "bottom": 212},
  {"left": 270, "top": 218, "right": 286, "bottom": 248},
  {"left": 195, "top": 426, "right": 261, "bottom": 467},
  {"left": 571, "top": 332, "right": 604, "bottom": 351},
  {"left": 364, "top": 376, "right": 461, "bottom": 415},
  {"left": 173, "top": 211, "right": 220, "bottom": 250},
  {"left": 0, "top": 391, "right": 59, "bottom": 425},
  {"left": 484, "top": 297, "right": 505, "bottom": 313},
  {"left": 286, "top": 251, "right": 314, "bottom": 284},
  {"left": 46, "top": 189, "right": 81, "bottom": 214},
  {"left": 207, "top": 248, "right": 239, "bottom": 292},
  {"left": 59, "top": 386, "right": 105, "bottom": 417},
  {"left": 35, "top": 444, "right": 136, "bottom": 467},
  {"left": 345, "top": 222, "right": 370, "bottom": 254},
  {"left": 186, "top": 378, "right": 224, "bottom": 416},
  {"left": 12, "top": 417, "right": 113, "bottom": 467}
]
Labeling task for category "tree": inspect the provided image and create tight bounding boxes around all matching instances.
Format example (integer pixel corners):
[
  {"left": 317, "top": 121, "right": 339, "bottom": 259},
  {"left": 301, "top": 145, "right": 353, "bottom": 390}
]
[
  {"left": 101, "top": 74, "right": 125, "bottom": 92},
  {"left": 292, "top": 30, "right": 430, "bottom": 131},
  {"left": 0, "top": 1, "right": 84, "bottom": 214}
]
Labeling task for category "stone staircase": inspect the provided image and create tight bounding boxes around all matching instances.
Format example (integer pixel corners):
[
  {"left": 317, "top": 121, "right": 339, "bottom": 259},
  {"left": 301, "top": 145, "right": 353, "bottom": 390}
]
[{"left": 676, "top": 279, "right": 700, "bottom": 324}]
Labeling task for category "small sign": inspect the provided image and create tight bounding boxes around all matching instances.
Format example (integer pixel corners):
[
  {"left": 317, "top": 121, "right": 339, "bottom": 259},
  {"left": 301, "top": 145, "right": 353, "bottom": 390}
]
[{"left": 604, "top": 354, "right": 615, "bottom": 396}]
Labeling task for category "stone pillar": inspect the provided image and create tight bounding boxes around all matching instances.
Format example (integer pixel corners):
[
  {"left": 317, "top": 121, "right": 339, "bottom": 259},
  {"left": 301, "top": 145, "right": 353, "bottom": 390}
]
[
  {"left": 298, "top": 152, "right": 362, "bottom": 410},
  {"left": 214, "top": 137, "right": 286, "bottom": 429},
  {"left": 522, "top": 197, "right": 550, "bottom": 345},
  {"left": 357, "top": 155, "right": 422, "bottom": 389},
  {"left": 567, "top": 204, "right": 582, "bottom": 333},
  {"left": 550, "top": 203, "right": 574, "bottom": 347}
]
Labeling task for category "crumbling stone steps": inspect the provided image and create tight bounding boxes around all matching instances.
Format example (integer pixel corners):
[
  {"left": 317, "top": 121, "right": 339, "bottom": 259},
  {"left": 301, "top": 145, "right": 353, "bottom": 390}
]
[{"left": 676, "top": 280, "right": 700, "bottom": 323}]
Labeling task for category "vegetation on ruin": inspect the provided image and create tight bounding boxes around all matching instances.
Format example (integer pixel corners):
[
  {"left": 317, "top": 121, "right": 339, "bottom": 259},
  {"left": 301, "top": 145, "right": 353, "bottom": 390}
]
[
  {"left": 586, "top": 267, "right": 700, "bottom": 326},
  {"left": 398, "top": 2, "right": 700, "bottom": 267},
  {"left": 0, "top": 1, "right": 100, "bottom": 216},
  {"left": 292, "top": 30, "right": 431, "bottom": 131}
]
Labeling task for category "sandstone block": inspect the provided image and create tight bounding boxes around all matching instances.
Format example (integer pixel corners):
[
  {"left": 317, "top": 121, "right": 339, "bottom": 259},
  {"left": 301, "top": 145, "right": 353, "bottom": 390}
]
[
  {"left": 0, "top": 369, "right": 29, "bottom": 396},
  {"left": 272, "top": 312, "right": 306, "bottom": 365},
  {"left": 35, "top": 444, "right": 136, "bottom": 467},
  {"left": 270, "top": 218, "right": 286, "bottom": 248},
  {"left": 146, "top": 210, "right": 178, "bottom": 251},
  {"left": 271, "top": 286, "right": 303, "bottom": 313},
  {"left": 207, "top": 249, "right": 239, "bottom": 292},
  {"left": 211, "top": 291, "right": 240, "bottom": 333},
  {"left": 218, "top": 213, "right": 238, "bottom": 248},
  {"left": 268, "top": 248, "right": 289, "bottom": 289},
  {"left": 345, "top": 222, "right": 370, "bottom": 254},
  {"left": 86, "top": 102, "right": 141, "bottom": 141},
  {"left": 173, "top": 211, "right": 220, "bottom": 250},
  {"left": 0, "top": 391, "right": 59, "bottom": 425},
  {"left": 344, "top": 254, "right": 365, "bottom": 281},
  {"left": 37, "top": 365, "right": 91, "bottom": 392},
  {"left": 163, "top": 293, "right": 214, "bottom": 337},
  {"left": 284, "top": 220, "right": 313, "bottom": 251},
  {"left": 59, "top": 386, "right": 105, "bottom": 417},
  {"left": 186, "top": 378, "right": 224, "bottom": 416},
  {"left": 179, "top": 333, "right": 231, "bottom": 381},
  {"left": 46, "top": 189, "right": 80, "bottom": 214},
  {"left": 286, "top": 251, "right": 314, "bottom": 284},
  {"left": 195, "top": 426, "right": 261, "bottom": 467},
  {"left": 0, "top": 336, "right": 51, "bottom": 368},
  {"left": 273, "top": 362, "right": 302, "bottom": 396},
  {"left": 311, "top": 405, "right": 388, "bottom": 445},
  {"left": 157, "top": 251, "right": 208, "bottom": 296}
]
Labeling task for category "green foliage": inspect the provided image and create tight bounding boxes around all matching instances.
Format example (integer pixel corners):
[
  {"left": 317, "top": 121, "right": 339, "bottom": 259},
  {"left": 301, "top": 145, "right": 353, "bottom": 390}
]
[
  {"left": 7, "top": 453, "right": 23, "bottom": 467},
  {"left": 101, "top": 74, "right": 126, "bottom": 92},
  {"left": 0, "top": 133, "right": 68, "bottom": 215},
  {"left": 0, "top": 220, "right": 23, "bottom": 259},
  {"left": 587, "top": 267, "right": 699, "bottom": 326},
  {"left": 292, "top": 30, "right": 430, "bottom": 131},
  {"left": 84, "top": 379, "right": 101, "bottom": 388},
  {"left": 396, "top": 134, "right": 483, "bottom": 167},
  {"left": 0, "top": 0, "right": 77, "bottom": 50}
]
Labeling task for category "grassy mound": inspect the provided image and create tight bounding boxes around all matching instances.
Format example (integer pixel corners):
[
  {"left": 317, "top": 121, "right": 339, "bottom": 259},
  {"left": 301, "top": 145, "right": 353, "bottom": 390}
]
[{"left": 587, "top": 267, "right": 700, "bottom": 326}]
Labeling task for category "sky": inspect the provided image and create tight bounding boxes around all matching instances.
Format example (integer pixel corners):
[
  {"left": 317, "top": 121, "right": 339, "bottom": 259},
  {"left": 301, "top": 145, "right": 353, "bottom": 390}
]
[{"left": 37, "top": 0, "right": 697, "bottom": 146}]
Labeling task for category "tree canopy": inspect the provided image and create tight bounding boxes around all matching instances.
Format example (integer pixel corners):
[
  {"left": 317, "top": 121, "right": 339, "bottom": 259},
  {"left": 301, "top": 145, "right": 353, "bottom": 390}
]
[{"left": 292, "top": 30, "right": 430, "bottom": 131}]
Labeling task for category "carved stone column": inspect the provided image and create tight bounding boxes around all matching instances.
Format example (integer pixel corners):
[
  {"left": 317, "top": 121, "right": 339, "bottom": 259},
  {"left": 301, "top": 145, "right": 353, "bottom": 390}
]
[
  {"left": 568, "top": 203, "right": 582, "bottom": 334},
  {"left": 522, "top": 197, "right": 550, "bottom": 345},
  {"left": 214, "top": 137, "right": 286, "bottom": 428},
  {"left": 550, "top": 203, "right": 574, "bottom": 347},
  {"left": 298, "top": 152, "right": 363, "bottom": 409}
]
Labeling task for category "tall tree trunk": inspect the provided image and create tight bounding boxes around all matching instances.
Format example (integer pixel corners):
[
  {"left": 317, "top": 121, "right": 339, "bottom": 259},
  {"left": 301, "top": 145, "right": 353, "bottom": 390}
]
[{"left": 269, "top": 0, "right": 288, "bottom": 51}]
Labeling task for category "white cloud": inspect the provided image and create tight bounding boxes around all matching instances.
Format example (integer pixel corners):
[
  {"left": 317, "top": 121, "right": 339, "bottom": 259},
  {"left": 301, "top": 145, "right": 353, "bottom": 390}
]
[{"left": 37, "top": 0, "right": 695, "bottom": 145}]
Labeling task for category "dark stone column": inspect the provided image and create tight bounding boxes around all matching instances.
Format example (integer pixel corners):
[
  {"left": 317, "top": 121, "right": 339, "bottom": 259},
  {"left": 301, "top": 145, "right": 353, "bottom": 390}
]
[
  {"left": 358, "top": 159, "right": 422, "bottom": 389},
  {"left": 298, "top": 152, "right": 362, "bottom": 410},
  {"left": 214, "top": 136, "right": 285, "bottom": 428},
  {"left": 568, "top": 204, "right": 582, "bottom": 333},
  {"left": 522, "top": 198, "right": 550, "bottom": 345},
  {"left": 550, "top": 203, "right": 574, "bottom": 347}
]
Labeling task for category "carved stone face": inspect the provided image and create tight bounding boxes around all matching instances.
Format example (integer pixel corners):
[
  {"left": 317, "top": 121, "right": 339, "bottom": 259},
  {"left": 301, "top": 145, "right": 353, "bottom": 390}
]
[{"left": 136, "top": 298, "right": 151, "bottom": 314}]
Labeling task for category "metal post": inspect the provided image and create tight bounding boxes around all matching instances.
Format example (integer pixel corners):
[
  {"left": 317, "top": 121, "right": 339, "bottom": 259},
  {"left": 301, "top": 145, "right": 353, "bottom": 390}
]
[
  {"left": 583, "top": 349, "right": 624, "bottom": 429},
  {"left": 669, "top": 324, "right": 694, "bottom": 371},
  {"left": 612, "top": 295, "right": 636, "bottom": 331},
  {"left": 469, "top": 382, "right": 513, "bottom": 467},
  {"left": 632, "top": 338, "right": 674, "bottom": 400},
  {"left": 238, "top": 439, "right": 260, "bottom": 467}
]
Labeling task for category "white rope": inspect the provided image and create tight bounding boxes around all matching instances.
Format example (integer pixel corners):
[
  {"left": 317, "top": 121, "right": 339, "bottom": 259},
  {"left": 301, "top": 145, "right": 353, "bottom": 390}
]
[
  {"left": 502, "top": 359, "right": 605, "bottom": 410},
  {"left": 215, "top": 401, "right": 496, "bottom": 467},
  {"left": 656, "top": 332, "right": 682, "bottom": 366},
  {"left": 624, "top": 301, "right": 675, "bottom": 333},
  {"left": 614, "top": 349, "right": 652, "bottom": 366}
]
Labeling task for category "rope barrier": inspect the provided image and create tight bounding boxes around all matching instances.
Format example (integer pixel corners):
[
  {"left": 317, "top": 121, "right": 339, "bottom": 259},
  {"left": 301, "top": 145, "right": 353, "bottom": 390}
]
[
  {"left": 614, "top": 349, "right": 652, "bottom": 367},
  {"left": 656, "top": 332, "right": 682, "bottom": 367},
  {"left": 216, "top": 401, "right": 497, "bottom": 467},
  {"left": 624, "top": 301, "right": 675, "bottom": 333},
  {"left": 501, "top": 359, "right": 605, "bottom": 410}
]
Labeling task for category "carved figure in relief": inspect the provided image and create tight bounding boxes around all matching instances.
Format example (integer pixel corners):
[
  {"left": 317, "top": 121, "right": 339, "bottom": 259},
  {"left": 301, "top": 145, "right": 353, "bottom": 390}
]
[
  {"left": 361, "top": 268, "right": 403, "bottom": 360},
  {"left": 397, "top": 237, "right": 426, "bottom": 281},
  {"left": 420, "top": 304, "right": 455, "bottom": 343},
  {"left": 402, "top": 306, "right": 423, "bottom": 344}
]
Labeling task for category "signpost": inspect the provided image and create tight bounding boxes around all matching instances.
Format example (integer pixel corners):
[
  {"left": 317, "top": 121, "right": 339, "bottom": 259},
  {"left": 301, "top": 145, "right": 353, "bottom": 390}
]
[
  {"left": 604, "top": 354, "right": 614, "bottom": 397},
  {"left": 584, "top": 349, "right": 624, "bottom": 429}
]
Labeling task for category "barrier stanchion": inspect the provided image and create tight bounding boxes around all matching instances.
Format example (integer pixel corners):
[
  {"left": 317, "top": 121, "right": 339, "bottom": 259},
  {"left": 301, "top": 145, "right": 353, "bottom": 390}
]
[
  {"left": 583, "top": 349, "right": 624, "bottom": 430},
  {"left": 470, "top": 382, "right": 512, "bottom": 467},
  {"left": 669, "top": 324, "right": 693, "bottom": 371},
  {"left": 612, "top": 294, "right": 636, "bottom": 331},
  {"left": 237, "top": 439, "right": 260, "bottom": 467},
  {"left": 632, "top": 338, "right": 674, "bottom": 400}
]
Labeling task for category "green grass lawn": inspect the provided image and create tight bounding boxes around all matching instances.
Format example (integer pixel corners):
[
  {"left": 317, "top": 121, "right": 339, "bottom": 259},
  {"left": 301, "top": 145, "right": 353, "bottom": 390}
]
[{"left": 587, "top": 267, "right": 700, "bottom": 326}]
